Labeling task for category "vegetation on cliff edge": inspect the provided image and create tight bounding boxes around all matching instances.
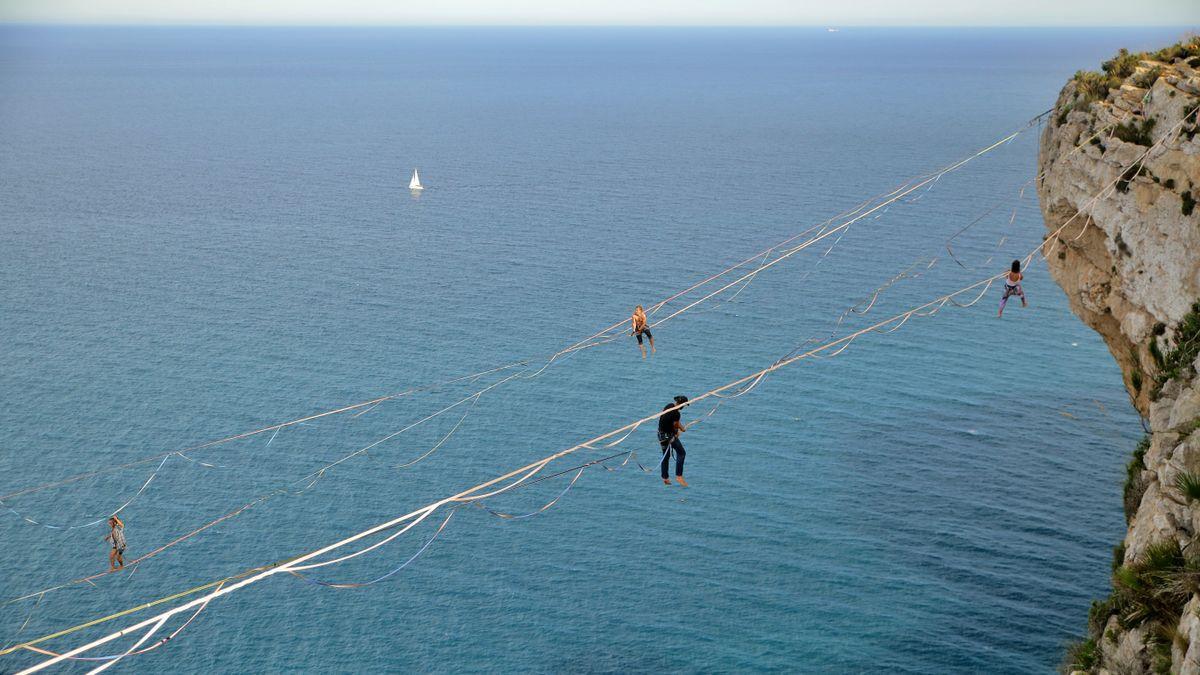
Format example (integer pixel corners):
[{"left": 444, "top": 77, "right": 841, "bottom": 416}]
[
  {"left": 1061, "top": 37, "right": 1200, "bottom": 121},
  {"left": 1153, "top": 301, "right": 1200, "bottom": 392}
]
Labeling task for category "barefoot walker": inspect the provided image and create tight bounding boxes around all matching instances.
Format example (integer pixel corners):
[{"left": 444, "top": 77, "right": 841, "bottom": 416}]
[
  {"left": 658, "top": 395, "right": 689, "bottom": 486},
  {"left": 998, "top": 259, "right": 1027, "bottom": 317},
  {"left": 631, "top": 305, "right": 655, "bottom": 358}
]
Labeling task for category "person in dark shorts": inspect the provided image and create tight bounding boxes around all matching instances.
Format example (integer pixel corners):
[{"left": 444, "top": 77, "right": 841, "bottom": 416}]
[
  {"left": 104, "top": 516, "right": 126, "bottom": 570},
  {"left": 657, "top": 395, "right": 689, "bottom": 487},
  {"left": 631, "top": 305, "right": 655, "bottom": 358},
  {"left": 998, "top": 259, "right": 1027, "bottom": 317}
]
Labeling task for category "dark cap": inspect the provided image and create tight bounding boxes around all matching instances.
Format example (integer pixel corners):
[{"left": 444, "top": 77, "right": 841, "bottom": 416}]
[{"left": 673, "top": 395, "right": 689, "bottom": 406}]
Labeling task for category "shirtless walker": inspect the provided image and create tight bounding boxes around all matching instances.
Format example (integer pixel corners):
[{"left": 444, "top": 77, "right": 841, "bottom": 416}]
[{"left": 631, "top": 305, "right": 655, "bottom": 358}]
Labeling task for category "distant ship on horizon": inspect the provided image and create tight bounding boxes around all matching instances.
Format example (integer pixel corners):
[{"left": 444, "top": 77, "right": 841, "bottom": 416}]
[{"left": 409, "top": 169, "right": 424, "bottom": 191}]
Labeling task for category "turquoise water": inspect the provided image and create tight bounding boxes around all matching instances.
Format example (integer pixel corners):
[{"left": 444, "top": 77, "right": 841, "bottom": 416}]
[{"left": 0, "top": 26, "right": 1191, "bottom": 672}]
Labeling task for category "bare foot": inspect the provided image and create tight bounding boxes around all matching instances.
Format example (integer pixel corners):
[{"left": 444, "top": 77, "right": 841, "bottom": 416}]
[
  {"left": 663, "top": 478, "right": 671, "bottom": 485},
  {"left": 676, "top": 477, "right": 688, "bottom": 487}
]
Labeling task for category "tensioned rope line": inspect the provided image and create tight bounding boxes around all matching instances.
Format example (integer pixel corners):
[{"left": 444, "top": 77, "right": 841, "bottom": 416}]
[
  {"left": 8, "top": 104, "right": 1190, "bottom": 671},
  {"left": 294, "top": 448, "right": 656, "bottom": 588},
  {"left": 0, "top": 113, "right": 1046, "bottom": 526},
  {"left": 16, "top": 580, "right": 229, "bottom": 672}
]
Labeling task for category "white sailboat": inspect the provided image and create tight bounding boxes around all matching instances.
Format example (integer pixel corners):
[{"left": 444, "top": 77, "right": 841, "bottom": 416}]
[{"left": 408, "top": 169, "right": 424, "bottom": 191}]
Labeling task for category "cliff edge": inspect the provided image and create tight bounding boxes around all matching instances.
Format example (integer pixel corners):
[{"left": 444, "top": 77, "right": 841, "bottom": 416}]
[{"left": 1038, "top": 39, "right": 1200, "bottom": 674}]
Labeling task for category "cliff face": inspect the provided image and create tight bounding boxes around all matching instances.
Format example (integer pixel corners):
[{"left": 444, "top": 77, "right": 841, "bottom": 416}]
[{"left": 1038, "top": 42, "right": 1200, "bottom": 674}]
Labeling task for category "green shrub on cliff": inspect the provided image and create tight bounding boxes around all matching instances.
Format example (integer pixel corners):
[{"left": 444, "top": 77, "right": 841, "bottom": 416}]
[
  {"left": 1064, "top": 534, "right": 1200, "bottom": 671},
  {"left": 1069, "top": 49, "right": 1136, "bottom": 105},
  {"left": 1092, "top": 597, "right": 1117, "bottom": 634},
  {"left": 1111, "top": 539, "right": 1192, "bottom": 629},
  {"left": 1176, "top": 472, "right": 1200, "bottom": 502},
  {"left": 1156, "top": 301, "right": 1200, "bottom": 387},
  {"left": 1072, "top": 70, "right": 1115, "bottom": 105},
  {"left": 1063, "top": 637, "right": 1099, "bottom": 672},
  {"left": 1113, "top": 118, "right": 1156, "bottom": 146},
  {"left": 1131, "top": 66, "right": 1163, "bottom": 89},
  {"left": 1149, "top": 37, "right": 1200, "bottom": 64},
  {"left": 1103, "top": 48, "right": 1141, "bottom": 79},
  {"left": 1070, "top": 37, "right": 1200, "bottom": 106}
]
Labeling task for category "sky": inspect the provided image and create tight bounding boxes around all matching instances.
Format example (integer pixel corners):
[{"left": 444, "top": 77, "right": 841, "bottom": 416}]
[{"left": 1, "top": 0, "right": 1198, "bottom": 26}]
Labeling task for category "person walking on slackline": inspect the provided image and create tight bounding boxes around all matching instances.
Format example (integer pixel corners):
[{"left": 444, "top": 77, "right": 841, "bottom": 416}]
[
  {"left": 658, "top": 395, "right": 689, "bottom": 487},
  {"left": 631, "top": 305, "right": 655, "bottom": 358},
  {"left": 104, "top": 516, "right": 126, "bottom": 570},
  {"left": 998, "top": 259, "right": 1028, "bottom": 318}
]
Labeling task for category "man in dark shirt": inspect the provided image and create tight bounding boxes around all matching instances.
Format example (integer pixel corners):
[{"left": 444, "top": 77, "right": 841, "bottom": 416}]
[{"left": 657, "top": 395, "right": 689, "bottom": 486}]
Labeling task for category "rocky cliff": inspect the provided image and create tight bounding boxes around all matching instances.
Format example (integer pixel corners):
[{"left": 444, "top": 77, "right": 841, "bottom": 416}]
[{"left": 1038, "top": 39, "right": 1200, "bottom": 674}]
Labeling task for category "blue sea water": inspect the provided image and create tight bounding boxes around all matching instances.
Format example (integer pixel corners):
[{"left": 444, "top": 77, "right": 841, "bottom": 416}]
[{"left": 0, "top": 25, "right": 1194, "bottom": 673}]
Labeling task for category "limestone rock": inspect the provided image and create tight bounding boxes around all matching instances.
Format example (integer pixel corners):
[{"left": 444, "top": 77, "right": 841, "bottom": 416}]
[
  {"left": 1171, "top": 387, "right": 1200, "bottom": 429},
  {"left": 1040, "top": 40, "right": 1200, "bottom": 674},
  {"left": 1039, "top": 52, "right": 1200, "bottom": 417}
]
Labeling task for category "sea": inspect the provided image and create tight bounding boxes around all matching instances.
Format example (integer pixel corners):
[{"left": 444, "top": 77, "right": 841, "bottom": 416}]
[{"left": 0, "top": 25, "right": 1193, "bottom": 673}]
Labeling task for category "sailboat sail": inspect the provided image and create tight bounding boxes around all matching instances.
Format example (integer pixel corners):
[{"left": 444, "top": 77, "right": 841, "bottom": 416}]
[{"left": 409, "top": 169, "right": 423, "bottom": 190}]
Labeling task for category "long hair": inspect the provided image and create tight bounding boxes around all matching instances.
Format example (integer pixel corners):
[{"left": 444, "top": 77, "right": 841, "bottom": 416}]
[{"left": 1010, "top": 259, "right": 1021, "bottom": 274}]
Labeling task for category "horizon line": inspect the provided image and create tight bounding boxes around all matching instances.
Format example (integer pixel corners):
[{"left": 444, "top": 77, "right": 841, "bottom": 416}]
[{"left": 2, "top": 22, "right": 1198, "bottom": 29}]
